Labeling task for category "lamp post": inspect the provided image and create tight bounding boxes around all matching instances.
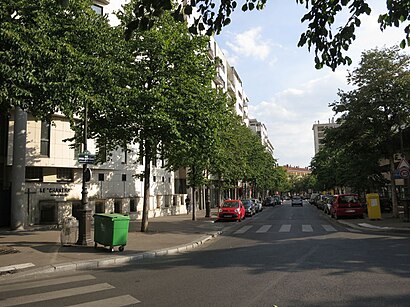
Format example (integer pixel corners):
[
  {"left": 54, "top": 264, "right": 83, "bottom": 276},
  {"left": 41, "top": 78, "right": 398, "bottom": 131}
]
[{"left": 77, "top": 102, "right": 92, "bottom": 245}]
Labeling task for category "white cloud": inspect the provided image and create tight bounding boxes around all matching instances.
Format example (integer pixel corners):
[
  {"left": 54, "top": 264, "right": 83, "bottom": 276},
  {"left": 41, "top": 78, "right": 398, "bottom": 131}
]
[{"left": 226, "top": 27, "right": 271, "bottom": 60}]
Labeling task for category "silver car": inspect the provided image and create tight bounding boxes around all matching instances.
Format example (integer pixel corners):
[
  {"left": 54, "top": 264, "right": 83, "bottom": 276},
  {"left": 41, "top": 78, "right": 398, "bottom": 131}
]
[{"left": 291, "top": 195, "right": 303, "bottom": 207}]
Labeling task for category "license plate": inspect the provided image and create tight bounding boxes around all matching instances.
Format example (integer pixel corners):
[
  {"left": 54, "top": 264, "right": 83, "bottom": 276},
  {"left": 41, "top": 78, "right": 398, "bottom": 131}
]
[
  {"left": 346, "top": 210, "right": 355, "bottom": 213},
  {"left": 224, "top": 215, "right": 232, "bottom": 218}
]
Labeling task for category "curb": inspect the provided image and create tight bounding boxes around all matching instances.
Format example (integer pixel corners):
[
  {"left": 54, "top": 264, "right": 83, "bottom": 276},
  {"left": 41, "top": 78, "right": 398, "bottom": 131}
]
[{"left": 0, "top": 230, "right": 223, "bottom": 279}]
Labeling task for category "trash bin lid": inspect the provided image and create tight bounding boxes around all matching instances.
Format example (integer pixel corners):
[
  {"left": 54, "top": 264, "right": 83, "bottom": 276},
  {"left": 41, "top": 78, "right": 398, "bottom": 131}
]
[{"left": 93, "top": 213, "right": 130, "bottom": 221}]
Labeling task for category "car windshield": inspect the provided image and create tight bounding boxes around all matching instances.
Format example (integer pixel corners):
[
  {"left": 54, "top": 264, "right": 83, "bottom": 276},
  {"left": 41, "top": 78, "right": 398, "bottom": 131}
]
[
  {"left": 242, "top": 200, "right": 251, "bottom": 205},
  {"left": 293, "top": 196, "right": 301, "bottom": 200},
  {"left": 223, "top": 202, "right": 239, "bottom": 208},
  {"left": 340, "top": 195, "right": 359, "bottom": 203}
]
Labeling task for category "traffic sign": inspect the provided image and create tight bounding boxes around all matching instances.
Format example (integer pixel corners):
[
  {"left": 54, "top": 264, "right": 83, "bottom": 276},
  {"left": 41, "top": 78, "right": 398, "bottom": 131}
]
[
  {"left": 397, "top": 158, "right": 410, "bottom": 170},
  {"left": 400, "top": 168, "right": 410, "bottom": 179},
  {"left": 78, "top": 150, "right": 95, "bottom": 164}
]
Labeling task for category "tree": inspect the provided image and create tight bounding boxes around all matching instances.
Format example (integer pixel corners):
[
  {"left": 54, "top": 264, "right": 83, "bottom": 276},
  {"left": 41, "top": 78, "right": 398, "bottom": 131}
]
[
  {"left": 0, "top": 0, "right": 128, "bottom": 121},
  {"left": 117, "top": 5, "right": 223, "bottom": 230},
  {"left": 126, "top": 0, "right": 409, "bottom": 70},
  {"left": 312, "top": 46, "right": 410, "bottom": 215}
]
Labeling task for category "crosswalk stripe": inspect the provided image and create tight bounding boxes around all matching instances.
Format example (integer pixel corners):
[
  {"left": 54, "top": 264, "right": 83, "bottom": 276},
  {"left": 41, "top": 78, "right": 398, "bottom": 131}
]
[
  {"left": 279, "top": 224, "right": 291, "bottom": 232},
  {"left": 68, "top": 295, "right": 141, "bottom": 306},
  {"left": 1, "top": 283, "right": 114, "bottom": 307},
  {"left": 302, "top": 225, "right": 313, "bottom": 232},
  {"left": 322, "top": 224, "right": 337, "bottom": 232},
  {"left": 0, "top": 275, "right": 96, "bottom": 293},
  {"left": 256, "top": 225, "right": 272, "bottom": 233},
  {"left": 234, "top": 225, "right": 253, "bottom": 234}
]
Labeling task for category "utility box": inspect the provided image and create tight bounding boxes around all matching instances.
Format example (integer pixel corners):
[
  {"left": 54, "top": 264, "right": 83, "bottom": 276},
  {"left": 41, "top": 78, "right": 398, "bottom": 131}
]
[
  {"left": 366, "top": 193, "right": 381, "bottom": 220},
  {"left": 60, "top": 217, "right": 79, "bottom": 246},
  {"left": 93, "top": 213, "right": 130, "bottom": 252}
]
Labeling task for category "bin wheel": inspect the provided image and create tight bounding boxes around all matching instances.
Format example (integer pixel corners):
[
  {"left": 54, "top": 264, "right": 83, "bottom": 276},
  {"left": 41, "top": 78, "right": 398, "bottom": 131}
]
[
  {"left": 110, "top": 246, "right": 114, "bottom": 252},
  {"left": 94, "top": 243, "right": 97, "bottom": 249},
  {"left": 119, "top": 246, "right": 124, "bottom": 252}
]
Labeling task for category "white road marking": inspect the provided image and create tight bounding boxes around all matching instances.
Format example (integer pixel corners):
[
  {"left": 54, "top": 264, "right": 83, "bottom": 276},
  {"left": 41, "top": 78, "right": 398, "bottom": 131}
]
[
  {"left": 68, "top": 295, "right": 141, "bottom": 306},
  {"left": 279, "top": 224, "right": 291, "bottom": 232},
  {"left": 0, "top": 275, "right": 96, "bottom": 292},
  {"left": 256, "top": 225, "right": 272, "bottom": 233},
  {"left": 302, "top": 225, "right": 313, "bottom": 232},
  {"left": 1, "top": 283, "right": 114, "bottom": 306},
  {"left": 322, "top": 224, "right": 337, "bottom": 232},
  {"left": 234, "top": 226, "right": 253, "bottom": 234}
]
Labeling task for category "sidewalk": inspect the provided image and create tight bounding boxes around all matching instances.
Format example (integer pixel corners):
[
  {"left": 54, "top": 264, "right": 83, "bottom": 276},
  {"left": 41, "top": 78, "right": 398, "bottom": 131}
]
[
  {"left": 337, "top": 211, "right": 410, "bottom": 233},
  {"left": 1, "top": 208, "right": 409, "bottom": 279},
  {"left": 0, "top": 209, "right": 226, "bottom": 278}
]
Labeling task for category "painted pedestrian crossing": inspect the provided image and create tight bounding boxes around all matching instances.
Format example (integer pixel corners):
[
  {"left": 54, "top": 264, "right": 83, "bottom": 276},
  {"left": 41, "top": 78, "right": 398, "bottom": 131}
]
[
  {"left": 234, "top": 224, "right": 340, "bottom": 234},
  {"left": 0, "top": 274, "right": 141, "bottom": 306}
]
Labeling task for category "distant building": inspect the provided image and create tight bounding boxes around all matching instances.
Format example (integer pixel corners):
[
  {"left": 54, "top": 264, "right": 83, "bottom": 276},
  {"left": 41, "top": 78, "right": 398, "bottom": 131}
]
[
  {"left": 312, "top": 119, "right": 340, "bottom": 154},
  {"left": 249, "top": 119, "right": 274, "bottom": 156},
  {"left": 283, "top": 165, "right": 311, "bottom": 177}
]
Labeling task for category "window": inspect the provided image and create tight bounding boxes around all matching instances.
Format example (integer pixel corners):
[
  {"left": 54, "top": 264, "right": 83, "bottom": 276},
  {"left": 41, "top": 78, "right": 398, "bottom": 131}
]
[
  {"left": 130, "top": 199, "right": 137, "bottom": 212},
  {"left": 98, "top": 173, "right": 104, "bottom": 181},
  {"left": 40, "top": 121, "right": 50, "bottom": 156},
  {"left": 91, "top": 4, "right": 103, "bottom": 15},
  {"left": 122, "top": 174, "right": 127, "bottom": 181},
  {"left": 121, "top": 146, "right": 127, "bottom": 164},
  {"left": 57, "top": 168, "right": 73, "bottom": 182},
  {"left": 26, "top": 167, "right": 43, "bottom": 182}
]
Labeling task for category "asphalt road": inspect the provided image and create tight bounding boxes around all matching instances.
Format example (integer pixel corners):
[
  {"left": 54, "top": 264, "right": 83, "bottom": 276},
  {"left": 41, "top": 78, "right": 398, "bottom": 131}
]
[{"left": 2, "top": 202, "right": 410, "bottom": 307}]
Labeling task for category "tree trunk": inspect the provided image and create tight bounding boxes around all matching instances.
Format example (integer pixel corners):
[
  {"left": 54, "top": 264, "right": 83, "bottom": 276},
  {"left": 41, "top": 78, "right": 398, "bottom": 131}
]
[
  {"left": 141, "top": 153, "right": 151, "bottom": 232},
  {"left": 390, "top": 157, "right": 399, "bottom": 218},
  {"left": 192, "top": 186, "right": 196, "bottom": 221},
  {"left": 205, "top": 187, "right": 211, "bottom": 218}
]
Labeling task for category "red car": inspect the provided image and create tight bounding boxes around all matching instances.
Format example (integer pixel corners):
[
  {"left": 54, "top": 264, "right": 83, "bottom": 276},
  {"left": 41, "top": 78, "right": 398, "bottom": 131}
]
[
  {"left": 330, "top": 194, "right": 364, "bottom": 219},
  {"left": 217, "top": 200, "right": 245, "bottom": 222}
]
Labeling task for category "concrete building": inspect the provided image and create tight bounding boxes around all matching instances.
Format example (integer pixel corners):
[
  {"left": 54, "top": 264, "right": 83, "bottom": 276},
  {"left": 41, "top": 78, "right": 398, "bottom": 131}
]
[
  {"left": 0, "top": 0, "right": 275, "bottom": 227},
  {"left": 249, "top": 119, "right": 274, "bottom": 156},
  {"left": 283, "top": 165, "right": 312, "bottom": 177},
  {"left": 312, "top": 119, "right": 340, "bottom": 154}
]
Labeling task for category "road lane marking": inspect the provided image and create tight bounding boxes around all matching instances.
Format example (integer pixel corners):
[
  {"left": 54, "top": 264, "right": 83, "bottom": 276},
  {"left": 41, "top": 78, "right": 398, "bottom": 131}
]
[
  {"left": 0, "top": 275, "right": 96, "bottom": 292},
  {"left": 256, "top": 225, "right": 272, "bottom": 233},
  {"left": 302, "top": 225, "right": 313, "bottom": 232},
  {"left": 322, "top": 224, "right": 337, "bottom": 232},
  {"left": 68, "top": 295, "right": 141, "bottom": 306},
  {"left": 234, "top": 226, "right": 253, "bottom": 234},
  {"left": 1, "top": 283, "right": 114, "bottom": 306},
  {"left": 279, "top": 224, "right": 291, "bottom": 232}
]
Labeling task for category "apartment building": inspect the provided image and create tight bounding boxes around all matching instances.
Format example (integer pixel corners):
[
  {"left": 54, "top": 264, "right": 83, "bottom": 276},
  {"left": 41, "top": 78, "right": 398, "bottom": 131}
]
[
  {"left": 1, "top": 1, "right": 273, "bottom": 228},
  {"left": 249, "top": 119, "right": 274, "bottom": 156},
  {"left": 312, "top": 119, "right": 340, "bottom": 154}
]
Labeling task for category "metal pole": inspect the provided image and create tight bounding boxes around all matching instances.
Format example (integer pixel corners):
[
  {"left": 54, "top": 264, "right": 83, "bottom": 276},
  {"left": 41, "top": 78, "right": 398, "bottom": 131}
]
[{"left": 77, "top": 102, "right": 92, "bottom": 245}]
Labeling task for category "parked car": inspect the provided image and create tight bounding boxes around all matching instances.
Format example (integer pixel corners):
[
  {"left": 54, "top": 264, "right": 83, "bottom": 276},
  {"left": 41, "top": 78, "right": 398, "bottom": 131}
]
[
  {"left": 323, "top": 196, "right": 335, "bottom": 215},
  {"left": 273, "top": 195, "right": 282, "bottom": 206},
  {"left": 316, "top": 195, "right": 331, "bottom": 210},
  {"left": 309, "top": 193, "right": 319, "bottom": 205},
  {"left": 330, "top": 194, "right": 364, "bottom": 219},
  {"left": 217, "top": 200, "right": 245, "bottom": 222},
  {"left": 242, "top": 199, "right": 256, "bottom": 216},
  {"left": 253, "top": 199, "right": 263, "bottom": 212},
  {"left": 291, "top": 195, "right": 303, "bottom": 206},
  {"left": 263, "top": 196, "right": 275, "bottom": 206}
]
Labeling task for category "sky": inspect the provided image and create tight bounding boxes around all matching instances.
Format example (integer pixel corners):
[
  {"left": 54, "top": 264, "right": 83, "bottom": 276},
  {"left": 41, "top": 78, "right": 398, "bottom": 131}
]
[{"left": 212, "top": 1, "right": 408, "bottom": 168}]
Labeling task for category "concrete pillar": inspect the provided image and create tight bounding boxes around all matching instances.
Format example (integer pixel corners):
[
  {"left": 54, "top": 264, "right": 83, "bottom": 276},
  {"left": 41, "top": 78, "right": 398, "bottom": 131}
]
[{"left": 11, "top": 106, "right": 27, "bottom": 230}]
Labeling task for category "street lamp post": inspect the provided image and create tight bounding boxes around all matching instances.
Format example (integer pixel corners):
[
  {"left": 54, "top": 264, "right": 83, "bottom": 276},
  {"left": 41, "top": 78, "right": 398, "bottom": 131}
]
[{"left": 77, "top": 102, "right": 92, "bottom": 245}]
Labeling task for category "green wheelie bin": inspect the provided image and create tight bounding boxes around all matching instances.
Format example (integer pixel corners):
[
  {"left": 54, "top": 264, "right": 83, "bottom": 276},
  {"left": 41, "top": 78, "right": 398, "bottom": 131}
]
[{"left": 93, "top": 213, "right": 130, "bottom": 252}]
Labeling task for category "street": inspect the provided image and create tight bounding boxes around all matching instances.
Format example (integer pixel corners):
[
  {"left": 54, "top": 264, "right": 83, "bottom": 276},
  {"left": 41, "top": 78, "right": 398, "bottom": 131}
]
[{"left": 1, "top": 202, "right": 410, "bottom": 307}]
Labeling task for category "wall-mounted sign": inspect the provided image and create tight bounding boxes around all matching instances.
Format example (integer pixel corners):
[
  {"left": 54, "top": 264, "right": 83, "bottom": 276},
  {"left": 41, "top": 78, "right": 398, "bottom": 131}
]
[
  {"left": 78, "top": 150, "right": 95, "bottom": 164},
  {"left": 39, "top": 187, "right": 71, "bottom": 196}
]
